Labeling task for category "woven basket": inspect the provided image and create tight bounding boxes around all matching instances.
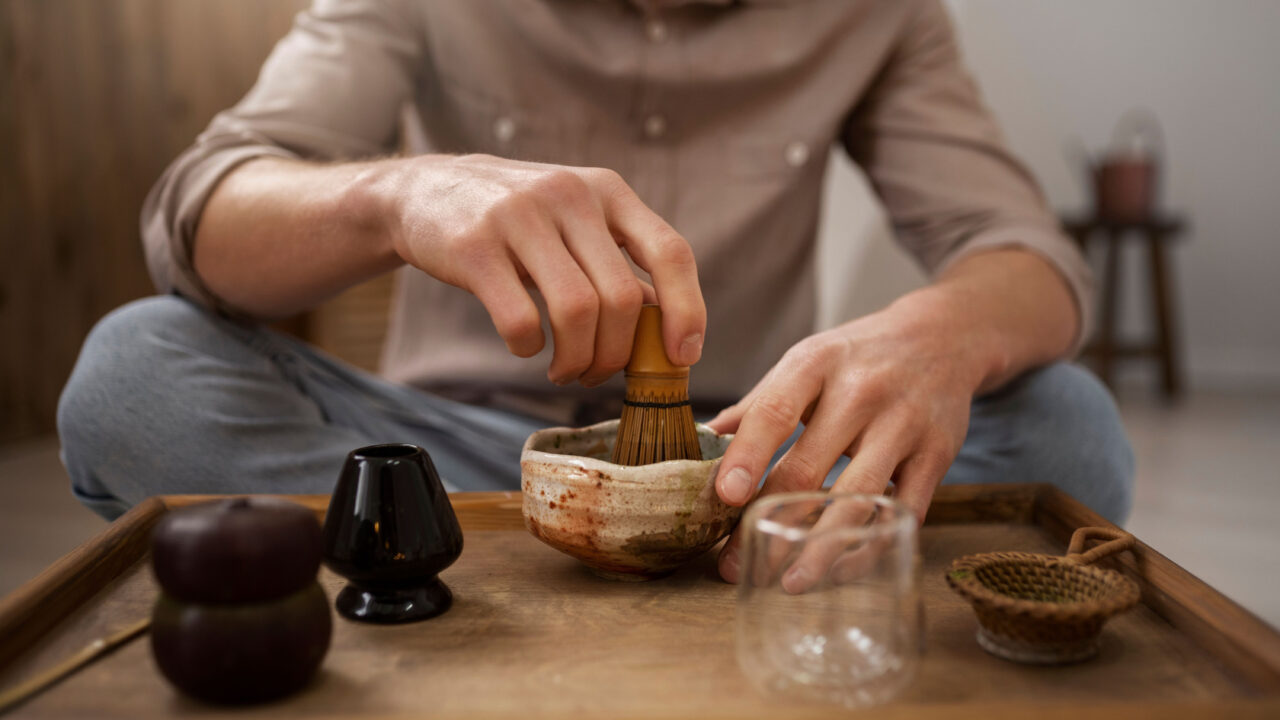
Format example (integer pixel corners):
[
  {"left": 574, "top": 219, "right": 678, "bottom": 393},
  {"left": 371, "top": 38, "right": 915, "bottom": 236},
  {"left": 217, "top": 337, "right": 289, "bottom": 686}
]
[{"left": 946, "top": 527, "right": 1140, "bottom": 664}]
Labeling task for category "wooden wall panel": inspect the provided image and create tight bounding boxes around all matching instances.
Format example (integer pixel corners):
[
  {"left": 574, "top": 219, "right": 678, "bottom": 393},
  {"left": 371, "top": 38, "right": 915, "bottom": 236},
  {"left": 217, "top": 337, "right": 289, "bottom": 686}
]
[{"left": 0, "top": 0, "right": 309, "bottom": 442}]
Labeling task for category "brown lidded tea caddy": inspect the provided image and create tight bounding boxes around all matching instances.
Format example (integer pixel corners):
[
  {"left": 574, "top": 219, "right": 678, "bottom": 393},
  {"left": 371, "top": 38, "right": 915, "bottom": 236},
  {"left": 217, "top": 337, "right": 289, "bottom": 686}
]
[{"left": 946, "top": 527, "right": 1141, "bottom": 664}]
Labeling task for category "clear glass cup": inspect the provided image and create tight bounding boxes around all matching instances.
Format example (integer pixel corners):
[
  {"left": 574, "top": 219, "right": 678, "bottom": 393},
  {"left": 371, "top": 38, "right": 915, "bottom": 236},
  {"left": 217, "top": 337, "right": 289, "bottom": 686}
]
[{"left": 735, "top": 492, "right": 921, "bottom": 708}]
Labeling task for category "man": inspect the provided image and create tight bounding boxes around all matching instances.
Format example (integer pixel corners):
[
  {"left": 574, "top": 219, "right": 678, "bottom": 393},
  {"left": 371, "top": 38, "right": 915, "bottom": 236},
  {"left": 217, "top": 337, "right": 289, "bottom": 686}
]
[{"left": 58, "top": 0, "right": 1132, "bottom": 583}]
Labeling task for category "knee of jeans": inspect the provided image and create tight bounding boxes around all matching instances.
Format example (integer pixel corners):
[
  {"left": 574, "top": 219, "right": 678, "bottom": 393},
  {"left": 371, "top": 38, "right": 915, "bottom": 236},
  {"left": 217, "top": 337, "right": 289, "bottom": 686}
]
[
  {"left": 1007, "top": 364, "right": 1135, "bottom": 525},
  {"left": 89, "top": 295, "right": 213, "bottom": 347},
  {"left": 57, "top": 296, "right": 205, "bottom": 514},
  {"left": 59, "top": 296, "right": 201, "bottom": 416}
]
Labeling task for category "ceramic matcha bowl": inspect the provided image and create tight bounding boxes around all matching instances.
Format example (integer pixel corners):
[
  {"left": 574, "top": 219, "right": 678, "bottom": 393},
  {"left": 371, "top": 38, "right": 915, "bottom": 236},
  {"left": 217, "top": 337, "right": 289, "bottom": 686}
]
[{"left": 521, "top": 419, "right": 742, "bottom": 580}]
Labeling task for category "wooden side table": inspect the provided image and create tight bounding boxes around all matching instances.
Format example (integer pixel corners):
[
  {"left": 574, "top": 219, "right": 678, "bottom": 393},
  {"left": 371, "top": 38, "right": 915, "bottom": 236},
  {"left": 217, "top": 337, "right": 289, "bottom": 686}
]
[{"left": 1061, "top": 214, "right": 1187, "bottom": 398}]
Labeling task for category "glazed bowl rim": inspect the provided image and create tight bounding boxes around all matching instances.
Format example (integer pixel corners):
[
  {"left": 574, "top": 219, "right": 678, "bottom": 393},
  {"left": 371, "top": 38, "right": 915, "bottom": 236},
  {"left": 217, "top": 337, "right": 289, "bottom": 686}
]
[{"left": 521, "top": 418, "right": 732, "bottom": 485}]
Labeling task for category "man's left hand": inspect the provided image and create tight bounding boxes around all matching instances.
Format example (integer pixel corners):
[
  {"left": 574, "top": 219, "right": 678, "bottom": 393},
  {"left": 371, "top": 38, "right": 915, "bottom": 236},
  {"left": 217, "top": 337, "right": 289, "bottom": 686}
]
[{"left": 707, "top": 291, "right": 992, "bottom": 585}]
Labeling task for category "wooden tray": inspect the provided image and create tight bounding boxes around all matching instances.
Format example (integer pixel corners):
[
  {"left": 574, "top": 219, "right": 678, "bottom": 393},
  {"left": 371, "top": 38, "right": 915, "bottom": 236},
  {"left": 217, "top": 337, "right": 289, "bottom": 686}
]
[{"left": 1, "top": 484, "right": 1277, "bottom": 718}]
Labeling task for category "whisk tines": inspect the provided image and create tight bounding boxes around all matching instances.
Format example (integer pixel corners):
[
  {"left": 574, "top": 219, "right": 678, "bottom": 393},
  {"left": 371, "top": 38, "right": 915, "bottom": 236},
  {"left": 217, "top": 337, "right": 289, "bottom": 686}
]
[{"left": 611, "top": 305, "right": 702, "bottom": 466}]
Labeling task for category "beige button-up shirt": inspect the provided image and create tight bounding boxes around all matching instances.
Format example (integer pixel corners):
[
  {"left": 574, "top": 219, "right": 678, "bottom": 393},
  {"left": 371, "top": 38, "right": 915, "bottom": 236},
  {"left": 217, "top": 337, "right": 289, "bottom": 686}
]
[{"left": 143, "top": 0, "right": 1091, "bottom": 424}]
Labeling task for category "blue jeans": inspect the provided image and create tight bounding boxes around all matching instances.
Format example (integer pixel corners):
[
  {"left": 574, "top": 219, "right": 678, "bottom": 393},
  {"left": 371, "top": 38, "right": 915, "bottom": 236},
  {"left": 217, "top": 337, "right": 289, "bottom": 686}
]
[{"left": 58, "top": 297, "right": 1134, "bottom": 523}]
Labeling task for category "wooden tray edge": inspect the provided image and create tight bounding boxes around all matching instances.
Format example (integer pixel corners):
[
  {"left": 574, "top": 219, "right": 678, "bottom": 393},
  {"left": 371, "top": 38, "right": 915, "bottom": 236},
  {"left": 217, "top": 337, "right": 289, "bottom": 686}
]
[
  {"left": 1034, "top": 485, "right": 1280, "bottom": 693},
  {"left": 923, "top": 483, "right": 1041, "bottom": 525},
  {"left": 0, "top": 496, "right": 166, "bottom": 674}
]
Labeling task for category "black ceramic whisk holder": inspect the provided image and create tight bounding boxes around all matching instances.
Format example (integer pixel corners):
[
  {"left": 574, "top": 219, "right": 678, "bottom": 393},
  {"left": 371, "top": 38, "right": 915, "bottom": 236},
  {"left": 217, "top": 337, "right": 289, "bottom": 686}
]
[{"left": 322, "top": 444, "right": 463, "bottom": 623}]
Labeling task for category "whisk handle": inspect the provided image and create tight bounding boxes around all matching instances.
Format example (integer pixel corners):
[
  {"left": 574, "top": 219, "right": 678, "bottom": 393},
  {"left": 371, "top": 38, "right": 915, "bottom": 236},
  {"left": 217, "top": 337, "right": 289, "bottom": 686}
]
[
  {"left": 627, "top": 305, "right": 686, "bottom": 377},
  {"left": 1064, "top": 527, "right": 1135, "bottom": 565}
]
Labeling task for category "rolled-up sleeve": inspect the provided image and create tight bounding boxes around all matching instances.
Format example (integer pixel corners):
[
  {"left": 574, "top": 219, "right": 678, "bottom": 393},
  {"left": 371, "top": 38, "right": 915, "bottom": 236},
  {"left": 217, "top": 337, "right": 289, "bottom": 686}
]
[
  {"left": 843, "top": 0, "right": 1094, "bottom": 351},
  {"left": 141, "top": 0, "right": 424, "bottom": 310}
]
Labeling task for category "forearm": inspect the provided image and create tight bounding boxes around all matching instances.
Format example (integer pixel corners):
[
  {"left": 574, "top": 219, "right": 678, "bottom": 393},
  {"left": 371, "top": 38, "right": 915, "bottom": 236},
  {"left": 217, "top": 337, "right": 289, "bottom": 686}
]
[
  {"left": 890, "top": 248, "right": 1080, "bottom": 396},
  {"left": 192, "top": 157, "right": 404, "bottom": 319}
]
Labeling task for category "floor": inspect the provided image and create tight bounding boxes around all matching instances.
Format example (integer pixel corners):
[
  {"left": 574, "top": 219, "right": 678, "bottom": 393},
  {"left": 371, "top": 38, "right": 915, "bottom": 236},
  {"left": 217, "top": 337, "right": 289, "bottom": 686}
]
[
  {"left": 1120, "top": 387, "right": 1280, "bottom": 626},
  {"left": 1, "top": 388, "right": 1277, "bottom": 628}
]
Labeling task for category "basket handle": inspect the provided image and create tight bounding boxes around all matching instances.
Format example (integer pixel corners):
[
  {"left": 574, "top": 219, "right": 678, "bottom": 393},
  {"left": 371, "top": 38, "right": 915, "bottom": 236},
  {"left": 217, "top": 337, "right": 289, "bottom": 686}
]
[{"left": 1064, "top": 527, "right": 1135, "bottom": 565}]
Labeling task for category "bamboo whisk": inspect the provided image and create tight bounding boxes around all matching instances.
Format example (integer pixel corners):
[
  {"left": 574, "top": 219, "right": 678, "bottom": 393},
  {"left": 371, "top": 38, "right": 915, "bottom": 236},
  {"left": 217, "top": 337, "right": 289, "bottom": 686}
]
[{"left": 611, "top": 305, "right": 703, "bottom": 465}]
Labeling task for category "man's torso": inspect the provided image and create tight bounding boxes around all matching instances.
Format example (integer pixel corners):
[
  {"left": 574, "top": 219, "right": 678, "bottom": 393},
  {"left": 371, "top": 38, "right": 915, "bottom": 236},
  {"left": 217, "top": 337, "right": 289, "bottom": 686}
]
[{"left": 381, "top": 0, "right": 916, "bottom": 421}]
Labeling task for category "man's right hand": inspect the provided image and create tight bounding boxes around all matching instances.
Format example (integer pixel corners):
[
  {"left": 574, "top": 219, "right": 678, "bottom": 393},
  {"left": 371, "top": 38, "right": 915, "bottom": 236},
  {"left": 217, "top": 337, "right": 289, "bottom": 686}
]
[
  {"left": 374, "top": 154, "right": 705, "bottom": 387},
  {"left": 195, "top": 153, "right": 705, "bottom": 388}
]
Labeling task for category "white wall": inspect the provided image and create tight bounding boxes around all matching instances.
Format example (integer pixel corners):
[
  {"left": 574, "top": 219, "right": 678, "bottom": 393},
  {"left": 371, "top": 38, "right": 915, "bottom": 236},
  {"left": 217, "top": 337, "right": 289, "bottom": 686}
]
[{"left": 816, "top": 0, "right": 1280, "bottom": 388}]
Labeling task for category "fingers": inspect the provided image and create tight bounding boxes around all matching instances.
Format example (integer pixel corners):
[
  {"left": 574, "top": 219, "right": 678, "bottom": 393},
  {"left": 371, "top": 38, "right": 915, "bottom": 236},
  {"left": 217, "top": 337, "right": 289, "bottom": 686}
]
[
  {"left": 724, "top": 401, "right": 860, "bottom": 586},
  {"left": 556, "top": 201, "right": 645, "bottom": 388},
  {"left": 756, "top": 396, "right": 865, "bottom": 499},
  {"left": 707, "top": 392, "right": 759, "bottom": 435},
  {"left": 595, "top": 171, "right": 705, "bottom": 366},
  {"left": 781, "top": 498, "right": 879, "bottom": 594},
  {"left": 466, "top": 163, "right": 698, "bottom": 385},
  {"left": 784, "top": 432, "right": 951, "bottom": 591},
  {"left": 409, "top": 157, "right": 693, "bottom": 387},
  {"left": 717, "top": 530, "right": 745, "bottom": 584},
  {"left": 888, "top": 448, "right": 952, "bottom": 526},
  {"left": 828, "top": 533, "right": 896, "bottom": 586},
  {"left": 830, "top": 421, "right": 908, "bottom": 497},
  {"left": 719, "top": 417, "right": 956, "bottom": 588},
  {"left": 706, "top": 404, "right": 744, "bottom": 435},
  {"left": 466, "top": 249, "right": 545, "bottom": 358},
  {"left": 714, "top": 349, "right": 825, "bottom": 506},
  {"left": 504, "top": 212, "right": 601, "bottom": 385},
  {"left": 706, "top": 360, "right": 816, "bottom": 435},
  {"left": 776, "top": 419, "right": 909, "bottom": 593},
  {"left": 637, "top": 278, "right": 659, "bottom": 305},
  {"left": 507, "top": 167, "right": 685, "bottom": 386}
]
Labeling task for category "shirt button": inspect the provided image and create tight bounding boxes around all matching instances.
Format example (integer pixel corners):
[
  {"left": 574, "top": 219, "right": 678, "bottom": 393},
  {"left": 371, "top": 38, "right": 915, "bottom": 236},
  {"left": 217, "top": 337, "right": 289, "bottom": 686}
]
[
  {"left": 493, "top": 116, "right": 516, "bottom": 144},
  {"left": 785, "top": 141, "right": 810, "bottom": 167},
  {"left": 645, "top": 19, "right": 668, "bottom": 43},
  {"left": 643, "top": 114, "right": 667, "bottom": 139}
]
